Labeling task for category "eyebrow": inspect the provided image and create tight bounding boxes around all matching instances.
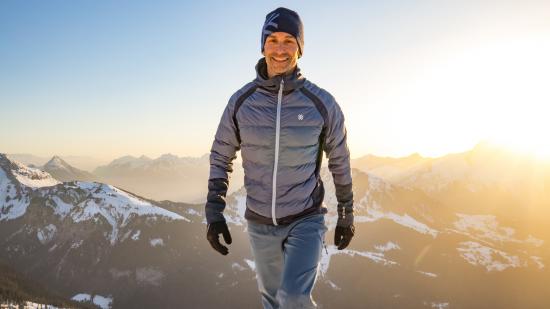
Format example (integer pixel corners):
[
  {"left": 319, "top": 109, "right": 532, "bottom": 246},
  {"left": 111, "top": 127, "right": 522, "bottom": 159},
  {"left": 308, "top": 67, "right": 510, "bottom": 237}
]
[{"left": 268, "top": 34, "right": 295, "bottom": 40}]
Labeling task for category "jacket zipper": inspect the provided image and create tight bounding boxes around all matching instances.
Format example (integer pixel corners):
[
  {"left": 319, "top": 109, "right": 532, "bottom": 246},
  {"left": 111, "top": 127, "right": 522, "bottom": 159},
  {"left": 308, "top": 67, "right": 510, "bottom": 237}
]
[{"left": 271, "top": 78, "right": 284, "bottom": 226}]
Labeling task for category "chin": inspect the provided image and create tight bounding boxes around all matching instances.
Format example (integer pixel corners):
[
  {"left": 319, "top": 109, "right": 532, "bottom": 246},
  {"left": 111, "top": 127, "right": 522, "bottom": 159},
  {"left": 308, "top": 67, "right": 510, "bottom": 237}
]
[{"left": 273, "top": 65, "right": 292, "bottom": 74}]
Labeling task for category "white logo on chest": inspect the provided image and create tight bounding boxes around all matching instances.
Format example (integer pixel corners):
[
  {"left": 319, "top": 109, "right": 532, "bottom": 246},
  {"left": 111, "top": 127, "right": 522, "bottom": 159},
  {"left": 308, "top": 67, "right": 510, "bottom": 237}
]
[{"left": 298, "top": 114, "right": 304, "bottom": 121}]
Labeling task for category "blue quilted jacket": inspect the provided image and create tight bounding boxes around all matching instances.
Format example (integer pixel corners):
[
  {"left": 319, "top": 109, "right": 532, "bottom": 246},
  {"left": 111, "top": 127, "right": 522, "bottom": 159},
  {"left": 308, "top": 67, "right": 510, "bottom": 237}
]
[{"left": 205, "top": 58, "right": 353, "bottom": 226}]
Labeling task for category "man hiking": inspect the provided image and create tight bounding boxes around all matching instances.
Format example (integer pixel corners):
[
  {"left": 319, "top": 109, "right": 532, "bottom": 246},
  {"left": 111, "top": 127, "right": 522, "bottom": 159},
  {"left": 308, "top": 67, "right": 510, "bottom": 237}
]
[{"left": 205, "top": 7, "right": 355, "bottom": 309}]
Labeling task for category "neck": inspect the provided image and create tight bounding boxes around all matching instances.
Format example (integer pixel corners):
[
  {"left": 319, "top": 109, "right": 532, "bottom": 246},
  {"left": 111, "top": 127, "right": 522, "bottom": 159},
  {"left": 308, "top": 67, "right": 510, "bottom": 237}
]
[{"left": 267, "top": 65, "right": 297, "bottom": 79}]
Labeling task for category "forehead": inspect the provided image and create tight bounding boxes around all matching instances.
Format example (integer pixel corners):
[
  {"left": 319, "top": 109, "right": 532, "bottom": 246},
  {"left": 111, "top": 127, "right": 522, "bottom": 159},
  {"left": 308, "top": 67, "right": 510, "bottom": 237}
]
[{"left": 267, "top": 32, "right": 296, "bottom": 40}]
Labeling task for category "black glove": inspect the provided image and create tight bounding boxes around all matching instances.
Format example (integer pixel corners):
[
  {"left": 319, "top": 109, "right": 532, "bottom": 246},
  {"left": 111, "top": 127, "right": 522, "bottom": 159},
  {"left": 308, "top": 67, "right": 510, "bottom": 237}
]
[
  {"left": 207, "top": 221, "right": 232, "bottom": 255},
  {"left": 334, "top": 207, "right": 355, "bottom": 250}
]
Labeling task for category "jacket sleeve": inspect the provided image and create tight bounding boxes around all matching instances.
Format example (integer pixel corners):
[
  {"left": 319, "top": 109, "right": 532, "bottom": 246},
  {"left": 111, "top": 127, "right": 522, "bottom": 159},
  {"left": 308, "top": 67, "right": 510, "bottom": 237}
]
[
  {"left": 205, "top": 95, "right": 241, "bottom": 224},
  {"left": 323, "top": 97, "right": 354, "bottom": 221}
]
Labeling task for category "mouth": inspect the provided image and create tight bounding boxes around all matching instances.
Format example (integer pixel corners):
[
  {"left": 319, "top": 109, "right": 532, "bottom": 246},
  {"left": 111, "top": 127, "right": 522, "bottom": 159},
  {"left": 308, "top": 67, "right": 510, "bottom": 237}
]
[{"left": 271, "top": 56, "right": 289, "bottom": 63}]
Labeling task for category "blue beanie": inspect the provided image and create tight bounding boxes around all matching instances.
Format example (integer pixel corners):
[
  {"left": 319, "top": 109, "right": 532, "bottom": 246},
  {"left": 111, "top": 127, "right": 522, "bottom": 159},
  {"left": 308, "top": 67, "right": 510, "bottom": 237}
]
[{"left": 261, "top": 7, "right": 304, "bottom": 57}]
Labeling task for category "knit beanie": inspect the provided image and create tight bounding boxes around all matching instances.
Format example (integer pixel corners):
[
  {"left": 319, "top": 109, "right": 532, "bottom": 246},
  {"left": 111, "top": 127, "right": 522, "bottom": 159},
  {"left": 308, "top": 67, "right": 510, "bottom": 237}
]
[{"left": 261, "top": 7, "right": 304, "bottom": 57}]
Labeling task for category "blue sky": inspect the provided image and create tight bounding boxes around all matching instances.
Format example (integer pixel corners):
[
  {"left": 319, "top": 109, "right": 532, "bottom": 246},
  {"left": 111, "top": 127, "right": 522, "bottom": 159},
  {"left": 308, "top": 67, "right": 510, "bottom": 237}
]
[{"left": 1, "top": 0, "right": 549, "bottom": 160}]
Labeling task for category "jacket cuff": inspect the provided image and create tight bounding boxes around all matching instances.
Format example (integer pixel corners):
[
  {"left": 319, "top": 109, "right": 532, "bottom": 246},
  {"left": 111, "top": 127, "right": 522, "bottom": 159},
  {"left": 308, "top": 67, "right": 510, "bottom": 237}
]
[
  {"left": 335, "top": 182, "right": 353, "bottom": 209},
  {"left": 205, "top": 208, "right": 226, "bottom": 225},
  {"left": 205, "top": 178, "right": 229, "bottom": 225},
  {"left": 336, "top": 210, "right": 354, "bottom": 227}
]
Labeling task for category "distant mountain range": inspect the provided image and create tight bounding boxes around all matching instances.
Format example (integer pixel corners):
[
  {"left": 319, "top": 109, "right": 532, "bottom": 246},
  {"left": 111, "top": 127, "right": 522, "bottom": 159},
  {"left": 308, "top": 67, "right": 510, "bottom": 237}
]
[
  {"left": 92, "top": 153, "right": 244, "bottom": 203},
  {"left": 6, "top": 154, "right": 108, "bottom": 172},
  {"left": 352, "top": 141, "right": 550, "bottom": 234},
  {"left": 7, "top": 152, "right": 245, "bottom": 204},
  {"left": 1, "top": 147, "right": 548, "bottom": 308}
]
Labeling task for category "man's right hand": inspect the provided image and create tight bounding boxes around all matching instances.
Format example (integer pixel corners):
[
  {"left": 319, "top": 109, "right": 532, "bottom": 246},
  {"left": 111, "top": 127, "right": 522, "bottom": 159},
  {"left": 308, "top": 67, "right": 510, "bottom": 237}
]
[{"left": 206, "top": 221, "right": 232, "bottom": 255}]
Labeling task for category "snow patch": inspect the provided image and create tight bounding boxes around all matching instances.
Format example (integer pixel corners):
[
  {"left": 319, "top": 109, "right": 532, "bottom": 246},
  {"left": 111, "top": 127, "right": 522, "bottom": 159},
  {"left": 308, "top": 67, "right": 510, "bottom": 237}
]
[
  {"left": 232, "top": 262, "right": 246, "bottom": 271},
  {"left": 530, "top": 256, "right": 545, "bottom": 269},
  {"left": 417, "top": 270, "right": 438, "bottom": 278},
  {"left": 0, "top": 168, "right": 30, "bottom": 221},
  {"left": 319, "top": 245, "right": 397, "bottom": 277},
  {"left": 150, "top": 238, "right": 164, "bottom": 247},
  {"left": 453, "top": 214, "right": 544, "bottom": 247},
  {"left": 3, "top": 301, "right": 64, "bottom": 309},
  {"left": 49, "top": 196, "right": 74, "bottom": 218},
  {"left": 68, "top": 182, "right": 188, "bottom": 245},
  {"left": 365, "top": 202, "right": 438, "bottom": 237},
  {"left": 375, "top": 241, "right": 401, "bottom": 252},
  {"left": 186, "top": 208, "right": 201, "bottom": 216},
  {"left": 131, "top": 230, "right": 141, "bottom": 240},
  {"left": 424, "top": 302, "right": 449, "bottom": 309},
  {"left": 36, "top": 224, "right": 57, "bottom": 244},
  {"left": 526, "top": 235, "right": 545, "bottom": 247},
  {"left": 244, "top": 259, "right": 256, "bottom": 271},
  {"left": 93, "top": 295, "right": 113, "bottom": 309},
  {"left": 72, "top": 293, "right": 113, "bottom": 309},
  {"left": 71, "top": 239, "right": 83, "bottom": 249},
  {"left": 10, "top": 160, "right": 60, "bottom": 188},
  {"left": 72, "top": 293, "right": 91, "bottom": 302},
  {"left": 457, "top": 241, "right": 524, "bottom": 271}
]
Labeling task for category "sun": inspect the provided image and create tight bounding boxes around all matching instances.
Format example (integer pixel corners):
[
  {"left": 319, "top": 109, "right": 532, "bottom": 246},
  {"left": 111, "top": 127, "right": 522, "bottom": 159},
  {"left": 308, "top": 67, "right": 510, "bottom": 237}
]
[
  {"left": 422, "top": 35, "right": 550, "bottom": 161},
  {"left": 482, "top": 86, "right": 550, "bottom": 161},
  {"left": 484, "top": 98, "right": 550, "bottom": 160}
]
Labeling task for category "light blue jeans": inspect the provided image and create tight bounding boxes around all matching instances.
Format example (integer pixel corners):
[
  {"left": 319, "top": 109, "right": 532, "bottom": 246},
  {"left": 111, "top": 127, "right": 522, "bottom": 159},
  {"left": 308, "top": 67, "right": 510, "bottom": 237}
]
[{"left": 247, "top": 213, "right": 328, "bottom": 309}]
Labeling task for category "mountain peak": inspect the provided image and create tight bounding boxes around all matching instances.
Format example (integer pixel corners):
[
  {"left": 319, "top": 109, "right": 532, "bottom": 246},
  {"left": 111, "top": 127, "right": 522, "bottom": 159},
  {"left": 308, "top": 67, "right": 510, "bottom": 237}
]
[
  {"left": 158, "top": 153, "right": 178, "bottom": 160},
  {"left": 470, "top": 140, "right": 509, "bottom": 156},
  {"left": 406, "top": 152, "right": 423, "bottom": 159},
  {"left": 0, "top": 154, "right": 60, "bottom": 188},
  {"left": 45, "top": 155, "right": 70, "bottom": 169},
  {"left": 110, "top": 155, "right": 138, "bottom": 166}
]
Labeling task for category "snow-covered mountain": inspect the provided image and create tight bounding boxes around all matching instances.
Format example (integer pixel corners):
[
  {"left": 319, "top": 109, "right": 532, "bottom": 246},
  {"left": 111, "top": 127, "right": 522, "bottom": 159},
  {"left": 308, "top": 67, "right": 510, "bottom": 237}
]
[
  {"left": 352, "top": 142, "right": 550, "bottom": 231},
  {"left": 1, "top": 153, "right": 548, "bottom": 308},
  {"left": 389, "top": 141, "right": 547, "bottom": 192},
  {"left": 92, "top": 153, "right": 244, "bottom": 203},
  {"left": 0, "top": 153, "right": 258, "bottom": 308},
  {"left": 1, "top": 154, "right": 184, "bottom": 235},
  {"left": 41, "top": 155, "right": 98, "bottom": 182},
  {"left": 352, "top": 141, "right": 550, "bottom": 192}
]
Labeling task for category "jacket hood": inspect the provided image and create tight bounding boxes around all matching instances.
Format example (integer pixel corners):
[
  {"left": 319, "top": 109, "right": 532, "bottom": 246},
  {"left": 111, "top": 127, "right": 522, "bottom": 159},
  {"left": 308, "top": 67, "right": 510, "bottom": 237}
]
[{"left": 254, "top": 57, "right": 306, "bottom": 93}]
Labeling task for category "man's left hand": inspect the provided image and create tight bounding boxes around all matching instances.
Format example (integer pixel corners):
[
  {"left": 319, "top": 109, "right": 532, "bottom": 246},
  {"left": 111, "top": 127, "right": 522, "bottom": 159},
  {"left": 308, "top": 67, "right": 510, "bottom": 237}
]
[
  {"left": 335, "top": 206, "right": 354, "bottom": 250},
  {"left": 334, "top": 224, "right": 355, "bottom": 250}
]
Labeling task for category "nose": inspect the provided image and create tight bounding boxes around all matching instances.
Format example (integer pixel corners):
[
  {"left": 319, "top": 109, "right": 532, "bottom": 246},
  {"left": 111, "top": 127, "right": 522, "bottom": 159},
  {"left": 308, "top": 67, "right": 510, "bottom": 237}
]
[
  {"left": 274, "top": 44, "right": 284, "bottom": 53},
  {"left": 273, "top": 42, "right": 288, "bottom": 54}
]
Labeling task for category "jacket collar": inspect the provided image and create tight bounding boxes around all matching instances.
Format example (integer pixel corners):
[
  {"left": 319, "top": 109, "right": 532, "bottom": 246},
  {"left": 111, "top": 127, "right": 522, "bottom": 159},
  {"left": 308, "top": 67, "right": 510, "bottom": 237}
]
[{"left": 254, "top": 57, "right": 306, "bottom": 94}]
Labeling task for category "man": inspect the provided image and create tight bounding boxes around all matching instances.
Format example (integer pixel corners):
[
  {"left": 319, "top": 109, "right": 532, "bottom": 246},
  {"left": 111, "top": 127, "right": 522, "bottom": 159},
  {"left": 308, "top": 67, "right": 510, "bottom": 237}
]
[{"left": 205, "top": 7, "right": 355, "bottom": 309}]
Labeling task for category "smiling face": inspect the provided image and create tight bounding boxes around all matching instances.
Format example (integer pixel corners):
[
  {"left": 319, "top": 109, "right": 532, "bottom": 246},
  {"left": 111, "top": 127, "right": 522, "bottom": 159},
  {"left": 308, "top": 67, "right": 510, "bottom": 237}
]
[{"left": 262, "top": 32, "right": 300, "bottom": 78}]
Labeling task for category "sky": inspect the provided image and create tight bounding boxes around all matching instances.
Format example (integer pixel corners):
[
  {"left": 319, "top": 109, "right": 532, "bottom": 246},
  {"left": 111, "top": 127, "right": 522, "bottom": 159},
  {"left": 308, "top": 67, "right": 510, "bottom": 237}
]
[{"left": 1, "top": 0, "right": 549, "bottom": 161}]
